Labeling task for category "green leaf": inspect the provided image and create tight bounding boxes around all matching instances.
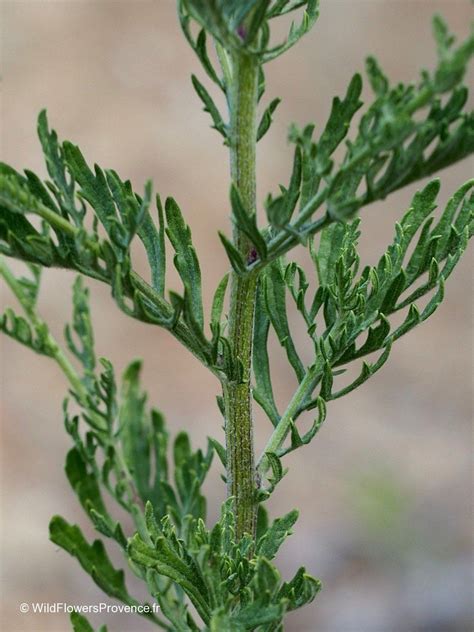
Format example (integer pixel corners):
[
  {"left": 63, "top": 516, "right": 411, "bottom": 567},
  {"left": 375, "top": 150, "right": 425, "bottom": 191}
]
[
  {"left": 379, "top": 270, "right": 406, "bottom": 314},
  {"left": 257, "top": 509, "right": 298, "bottom": 560},
  {"left": 191, "top": 74, "right": 228, "bottom": 139},
  {"left": 261, "top": 451, "right": 287, "bottom": 496},
  {"left": 330, "top": 344, "right": 391, "bottom": 400},
  {"left": 0, "top": 171, "right": 45, "bottom": 218},
  {"left": 317, "top": 73, "right": 363, "bottom": 169},
  {"left": 421, "top": 277, "right": 445, "bottom": 321},
  {"left": 178, "top": 9, "right": 224, "bottom": 90},
  {"left": 314, "top": 222, "right": 346, "bottom": 286},
  {"left": 210, "top": 272, "right": 229, "bottom": 337},
  {"left": 279, "top": 396, "right": 327, "bottom": 457},
  {"left": 234, "top": 600, "right": 285, "bottom": 628},
  {"left": 149, "top": 409, "right": 171, "bottom": 518},
  {"left": 263, "top": 0, "right": 320, "bottom": 62},
  {"left": 432, "top": 179, "right": 474, "bottom": 259},
  {"left": 257, "top": 97, "right": 281, "bottom": 141},
  {"left": 267, "top": 147, "right": 302, "bottom": 228},
  {"left": 399, "top": 179, "right": 440, "bottom": 254},
  {"left": 256, "top": 504, "right": 269, "bottom": 542},
  {"left": 128, "top": 533, "right": 211, "bottom": 624},
  {"left": 64, "top": 277, "right": 96, "bottom": 386},
  {"left": 244, "top": 0, "right": 272, "bottom": 45},
  {"left": 165, "top": 197, "right": 204, "bottom": 331},
  {"left": 180, "top": 0, "right": 242, "bottom": 52},
  {"left": 264, "top": 261, "right": 305, "bottom": 381},
  {"left": 49, "top": 516, "right": 134, "bottom": 604},
  {"left": 342, "top": 315, "right": 390, "bottom": 362},
  {"left": 0, "top": 307, "right": 53, "bottom": 356},
  {"left": 120, "top": 360, "right": 152, "bottom": 504},
  {"left": 262, "top": 175, "right": 472, "bottom": 474},
  {"left": 194, "top": 28, "right": 223, "bottom": 87},
  {"left": 218, "top": 231, "right": 247, "bottom": 275},
  {"left": 65, "top": 448, "right": 110, "bottom": 521},
  {"left": 278, "top": 566, "right": 321, "bottom": 610},
  {"left": 432, "top": 14, "right": 474, "bottom": 92},
  {"left": 365, "top": 56, "right": 389, "bottom": 96},
  {"left": 106, "top": 171, "right": 151, "bottom": 248},
  {"left": 2, "top": 115, "right": 216, "bottom": 368},
  {"left": 63, "top": 143, "right": 117, "bottom": 238},
  {"left": 37, "top": 110, "right": 85, "bottom": 225},
  {"left": 230, "top": 184, "right": 268, "bottom": 260},
  {"left": 172, "top": 432, "right": 212, "bottom": 523},
  {"left": 263, "top": 21, "right": 474, "bottom": 263},
  {"left": 89, "top": 510, "right": 127, "bottom": 550},
  {"left": 0, "top": 207, "right": 57, "bottom": 266},
  {"left": 389, "top": 303, "right": 420, "bottom": 342},
  {"left": 297, "top": 396, "right": 327, "bottom": 439},
  {"left": 287, "top": 123, "right": 320, "bottom": 210},
  {"left": 285, "top": 261, "right": 310, "bottom": 325},
  {"left": 252, "top": 556, "right": 281, "bottom": 601},
  {"left": 253, "top": 282, "right": 280, "bottom": 426},
  {"left": 320, "top": 360, "right": 333, "bottom": 401},
  {"left": 137, "top": 194, "right": 166, "bottom": 295},
  {"left": 208, "top": 437, "right": 227, "bottom": 468},
  {"left": 1, "top": 262, "right": 43, "bottom": 311},
  {"left": 267, "top": 1, "right": 308, "bottom": 20},
  {"left": 209, "top": 611, "right": 244, "bottom": 632},
  {"left": 173, "top": 432, "right": 192, "bottom": 472},
  {"left": 70, "top": 612, "right": 108, "bottom": 632}
]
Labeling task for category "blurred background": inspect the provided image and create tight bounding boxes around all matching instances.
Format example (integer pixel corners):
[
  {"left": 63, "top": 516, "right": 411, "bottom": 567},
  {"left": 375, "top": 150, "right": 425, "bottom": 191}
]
[{"left": 1, "top": 1, "right": 472, "bottom": 631}]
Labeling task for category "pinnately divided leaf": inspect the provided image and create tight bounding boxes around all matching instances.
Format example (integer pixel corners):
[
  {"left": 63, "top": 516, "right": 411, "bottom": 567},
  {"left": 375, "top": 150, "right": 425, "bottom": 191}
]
[
  {"left": 257, "top": 509, "right": 299, "bottom": 560},
  {"left": 0, "top": 7, "right": 473, "bottom": 632},
  {"left": 0, "top": 307, "right": 53, "bottom": 356},
  {"left": 165, "top": 197, "right": 205, "bottom": 333},
  {"left": 256, "top": 16, "right": 474, "bottom": 268},
  {"left": 49, "top": 516, "right": 134, "bottom": 604}
]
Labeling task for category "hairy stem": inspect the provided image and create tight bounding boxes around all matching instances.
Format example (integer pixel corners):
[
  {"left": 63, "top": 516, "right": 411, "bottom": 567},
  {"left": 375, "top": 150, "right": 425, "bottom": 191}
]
[{"left": 222, "top": 51, "right": 259, "bottom": 540}]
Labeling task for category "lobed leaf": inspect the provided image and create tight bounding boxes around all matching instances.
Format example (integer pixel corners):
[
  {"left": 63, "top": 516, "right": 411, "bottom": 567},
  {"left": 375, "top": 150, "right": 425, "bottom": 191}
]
[
  {"left": 49, "top": 516, "right": 134, "bottom": 604},
  {"left": 253, "top": 282, "right": 280, "bottom": 426},
  {"left": 0, "top": 307, "right": 53, "bottom": 356},
  {"left": 165, "top": 197, "right": 205, "bottom": 334},
  {"left": 257, "top": 509, "right": 298, "bottom": 560},
  {"left": 258, "top": 19, "right": 473, "bottom": 268},
  {"left": 264, "top": 260, "right": 305, "bottom": 382},
  {"left": 191, "top": 74, "right": 228, "bottom": 139}
]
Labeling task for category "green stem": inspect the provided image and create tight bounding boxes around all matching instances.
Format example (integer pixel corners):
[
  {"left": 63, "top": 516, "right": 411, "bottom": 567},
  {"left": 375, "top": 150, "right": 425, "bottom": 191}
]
[
  {"left": 222, "top": 51, "right": 259, "bottom": 540},
  {"left": 257, "top": 363, "right": 322, "bottom": 475}
]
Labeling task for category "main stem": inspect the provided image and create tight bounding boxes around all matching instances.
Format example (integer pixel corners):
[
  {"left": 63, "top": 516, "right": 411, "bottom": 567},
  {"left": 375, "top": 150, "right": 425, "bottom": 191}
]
[{"left": 223, "top": 51, "right": 259, "bottom": 540}]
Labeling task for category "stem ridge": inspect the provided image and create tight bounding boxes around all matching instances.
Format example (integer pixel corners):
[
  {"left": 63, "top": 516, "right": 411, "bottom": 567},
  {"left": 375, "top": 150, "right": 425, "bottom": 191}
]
[{"left": 223, "top": 52, "right": 260, "bottom": 540}]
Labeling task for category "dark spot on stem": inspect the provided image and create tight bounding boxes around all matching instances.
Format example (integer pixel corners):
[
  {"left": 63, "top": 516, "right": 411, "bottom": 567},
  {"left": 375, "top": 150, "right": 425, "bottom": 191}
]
[
  {"left": 237, "top": 24, "right": 247, "bottom": 41},
  {"left": 247, "top": 248, "right": 258, "bottom": 265}
]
